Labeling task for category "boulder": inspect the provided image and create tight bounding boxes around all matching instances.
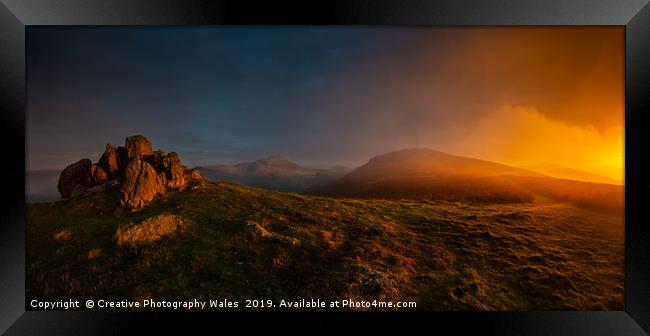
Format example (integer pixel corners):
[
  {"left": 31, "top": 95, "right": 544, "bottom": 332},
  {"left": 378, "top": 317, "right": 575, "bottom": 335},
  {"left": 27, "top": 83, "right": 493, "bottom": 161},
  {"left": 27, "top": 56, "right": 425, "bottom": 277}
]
[
  {"left": 93, "top": 165, "right": 110, "bottom": 184},
  {"left": 245, "top": 220, "right": 300, "bottom": 246},
  {"left": 246, "top": 221, "right": 272, "bottom": 241},
  {"left": 161, "top": 152, "right": 188, "bottom": 190},
  {"left": 120, "top": 159, "right": 165, "bottom": 210},
  {"left": 125, "top": 135, "right": 152, "bottom": 160},
  {"left": 270, "top": 235, "right": 301, "bottom": 247},
  {"left": 70, "top": 184, "right": 88, "bottom": 199},
  {"left": 143, "top": 150, "right": 166, "bottom": 171},
  {"left": 98, "top": 144, "right": 119, "bottom": 177},
  {"left": 57, "top": 135, "right": 203, "bottom": 209},
  {"left": 190, "top": 168, "right": 202, "bottom": 179},
  {"left": 57, "top": 159, "right": 94, "bottom": 199},
  {"left": 115, "top": 213, "right": 185, "bottom": 247}
]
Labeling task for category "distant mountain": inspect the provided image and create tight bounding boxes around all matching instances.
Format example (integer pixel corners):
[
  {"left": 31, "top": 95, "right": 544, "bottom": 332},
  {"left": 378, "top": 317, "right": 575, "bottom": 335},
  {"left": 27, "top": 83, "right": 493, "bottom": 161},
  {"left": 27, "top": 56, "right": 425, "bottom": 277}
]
[
  {"left": 197, "top": 156, "right": 351, "bottom": 193},
  {"left": 26, "top": 170, "right": 61, "bottom": 203},
  {"left": 324, "top": 165, "right": 353, "bottom": 176},
  {"left": 317, "top": 148, "right": 623, "bottom": 213},
  {"left": 317, "top": 148, "right": 541, "bottom": 202},
  {"left": 203, "top": 156, "right": 314, "bottom": 177},
  {"left": 518, "top": 163, "right": 621, "bottom": 185}
]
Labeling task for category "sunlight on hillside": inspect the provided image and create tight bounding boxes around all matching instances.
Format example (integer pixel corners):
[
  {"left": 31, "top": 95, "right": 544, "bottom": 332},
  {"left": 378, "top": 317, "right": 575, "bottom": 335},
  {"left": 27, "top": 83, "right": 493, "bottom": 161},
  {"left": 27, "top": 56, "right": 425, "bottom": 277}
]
[{"left": 444, "top": 105, "right": 623, "bottom": 183}]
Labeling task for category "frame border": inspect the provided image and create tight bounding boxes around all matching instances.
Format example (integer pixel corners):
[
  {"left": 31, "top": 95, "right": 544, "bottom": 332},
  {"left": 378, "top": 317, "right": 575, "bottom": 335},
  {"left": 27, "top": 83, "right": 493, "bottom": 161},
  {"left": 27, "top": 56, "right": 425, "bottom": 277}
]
[{"left": 1, "top": 1, "right": 649, "bottom": 334}]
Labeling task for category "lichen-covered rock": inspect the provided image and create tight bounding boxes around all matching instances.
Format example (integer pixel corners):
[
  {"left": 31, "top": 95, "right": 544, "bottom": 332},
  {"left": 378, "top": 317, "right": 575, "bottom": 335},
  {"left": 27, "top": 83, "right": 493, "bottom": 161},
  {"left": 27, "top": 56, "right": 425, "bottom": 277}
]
[
  {"left": 57, "top": 159, "right": 94, "bottom": 199},
  {"left": 125, "top": 135, "right": 152, "bottom": 160},
  {"left": 119, "top": 159, "right": 165, "bottom": 210},
  {"left": 98, "top": 143, "right": 119, "bottom": 177}
]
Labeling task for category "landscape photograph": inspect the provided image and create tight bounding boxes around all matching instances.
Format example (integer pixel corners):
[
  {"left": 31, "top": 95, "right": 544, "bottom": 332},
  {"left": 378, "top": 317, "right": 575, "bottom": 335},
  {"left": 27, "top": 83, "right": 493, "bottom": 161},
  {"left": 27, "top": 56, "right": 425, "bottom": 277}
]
[{"left": 26, "top": 27, "right": 624, "bottom": 310}]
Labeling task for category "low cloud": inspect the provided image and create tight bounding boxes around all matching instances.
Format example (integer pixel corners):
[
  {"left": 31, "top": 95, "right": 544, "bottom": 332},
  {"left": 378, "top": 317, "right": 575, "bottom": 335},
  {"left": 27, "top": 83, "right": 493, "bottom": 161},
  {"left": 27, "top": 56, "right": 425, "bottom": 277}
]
[{"left": 442, "top": 105, "right": 623, "bottom": 181}]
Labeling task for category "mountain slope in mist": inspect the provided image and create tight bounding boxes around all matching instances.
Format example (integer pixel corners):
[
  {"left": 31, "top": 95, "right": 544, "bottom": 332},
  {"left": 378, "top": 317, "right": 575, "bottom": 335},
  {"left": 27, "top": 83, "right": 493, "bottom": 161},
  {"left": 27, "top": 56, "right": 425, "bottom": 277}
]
[
  {"left": 197, "top": 156, "right": 351, "bottom": 193},
  {"left": 518, "top": 163, "right": 621, "bottom": 185},
  {"left": 317, "top": 148, "right": 624, "bottom": 214},
  {"left": 318, "top": 148, "right": 541, "bottom": 203}
]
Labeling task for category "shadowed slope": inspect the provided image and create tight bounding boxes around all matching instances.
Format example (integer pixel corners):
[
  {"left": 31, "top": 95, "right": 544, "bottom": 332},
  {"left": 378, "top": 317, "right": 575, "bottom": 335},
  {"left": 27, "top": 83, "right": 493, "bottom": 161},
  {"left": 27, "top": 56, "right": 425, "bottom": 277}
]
[
  {"left": 317, "top": 148, "right": 624, "bottom": 214},
  {"left": 27, "top": 180, "right": 623, "bottom": 310},
  {"left": 318, "top": 148, "right": 541, "bottom": 203}
]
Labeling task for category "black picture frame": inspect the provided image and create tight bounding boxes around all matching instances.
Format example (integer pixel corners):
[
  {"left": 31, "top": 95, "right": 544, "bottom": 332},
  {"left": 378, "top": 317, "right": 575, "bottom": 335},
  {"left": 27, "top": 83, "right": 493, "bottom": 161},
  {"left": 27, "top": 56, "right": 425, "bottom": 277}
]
[{"left": 1, "top": 1, "right": 649, "bottom": 335}]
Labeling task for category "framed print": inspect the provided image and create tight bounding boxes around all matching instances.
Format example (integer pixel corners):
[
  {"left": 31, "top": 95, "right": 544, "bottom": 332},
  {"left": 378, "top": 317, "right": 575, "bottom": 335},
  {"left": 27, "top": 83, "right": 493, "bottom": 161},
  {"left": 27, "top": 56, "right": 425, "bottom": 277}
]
[{"left": 1, "top": 0, "right": 649, "bottom": 335}]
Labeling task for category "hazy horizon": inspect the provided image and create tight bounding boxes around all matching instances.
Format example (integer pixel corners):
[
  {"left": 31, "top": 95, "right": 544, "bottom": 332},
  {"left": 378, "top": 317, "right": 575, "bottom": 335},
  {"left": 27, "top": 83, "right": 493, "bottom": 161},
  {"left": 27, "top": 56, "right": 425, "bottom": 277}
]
[
  {"left": 27, "top": 27, "right": 624, "bottom": 182},
  {"left": 26, "top": 146, "right": 622, "bottom": 182}
]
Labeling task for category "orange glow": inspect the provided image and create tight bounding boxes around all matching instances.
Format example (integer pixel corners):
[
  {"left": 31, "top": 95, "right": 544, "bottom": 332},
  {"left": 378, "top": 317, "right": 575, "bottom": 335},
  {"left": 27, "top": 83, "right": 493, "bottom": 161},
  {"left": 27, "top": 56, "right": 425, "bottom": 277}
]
[
  {"left": 442, "top": 105, "right": 624, "bottom": 184},
  {"left": 381, "top": 27, "right": 625, "bottom": 184}
]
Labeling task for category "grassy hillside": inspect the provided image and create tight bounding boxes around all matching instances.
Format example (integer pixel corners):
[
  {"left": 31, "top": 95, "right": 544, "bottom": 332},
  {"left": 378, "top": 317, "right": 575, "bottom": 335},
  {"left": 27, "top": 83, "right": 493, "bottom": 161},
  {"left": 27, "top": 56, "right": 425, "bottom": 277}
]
[
  {"left": 510, "top": 176, "right": 624, "bottom": 214},
  {"left": 316, "top": 149, "right": 624, "bottom": 214},
  {"left": 518, "top": 164, "right": 621, "bottom": 185},
  {"left": 318, "top": 148, "right": 540, "bottom": 203},
  {"left": 320, "top": 174, "right": 536, "bottom": 203},
  {"left": 27, "top": 180, "right": 623, "bottom": 310}
]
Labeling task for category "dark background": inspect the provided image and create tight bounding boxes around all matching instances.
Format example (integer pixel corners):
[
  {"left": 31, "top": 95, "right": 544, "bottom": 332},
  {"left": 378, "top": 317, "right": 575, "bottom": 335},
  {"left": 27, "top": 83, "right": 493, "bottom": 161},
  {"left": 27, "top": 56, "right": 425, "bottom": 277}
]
[{"left": 1, "top": 0, "right": 649, "bottom": 335}]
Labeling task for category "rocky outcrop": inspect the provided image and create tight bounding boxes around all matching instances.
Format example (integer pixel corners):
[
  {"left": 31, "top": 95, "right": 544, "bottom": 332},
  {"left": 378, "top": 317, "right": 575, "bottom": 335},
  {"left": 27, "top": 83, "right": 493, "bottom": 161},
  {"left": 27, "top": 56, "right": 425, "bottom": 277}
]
[
  {"left": 93, "top": 164, "right": 110, "bottom": 184},
  {"left": 125, "top": 135, "right": 152, "bottom": 161},
  {"left": 57, "top": 135, "right": 203, "bottom": 211},
  {"left": 160, "top": 152, "right": 189, "bottom": 189},
  {"left": 57, "top": 159, "right": 94, "bottom": 199},
  {"left": 98, "top": 144, "right": 119, "bottom": 178},
  {"left": 119, "top": 159, "right": 166, "bottom": 209}
]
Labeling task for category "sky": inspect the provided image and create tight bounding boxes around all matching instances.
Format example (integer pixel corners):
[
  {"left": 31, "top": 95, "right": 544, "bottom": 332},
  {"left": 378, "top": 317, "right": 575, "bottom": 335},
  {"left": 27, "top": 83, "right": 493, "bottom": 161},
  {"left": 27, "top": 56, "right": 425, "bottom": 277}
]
[{"left": 27, "top": 27, "right": 624, "bottom": 182}]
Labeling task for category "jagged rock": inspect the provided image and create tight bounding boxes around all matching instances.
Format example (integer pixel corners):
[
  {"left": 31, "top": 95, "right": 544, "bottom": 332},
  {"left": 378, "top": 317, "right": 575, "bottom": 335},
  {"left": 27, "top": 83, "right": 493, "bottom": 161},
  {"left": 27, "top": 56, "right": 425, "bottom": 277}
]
[
  {"left": 120, "top": 159, "right": 165, "bottom": 210},
  {"left": 190, "top": 169, "right": 201, "bottom": 179},
  {"left": 125, "top": 135, "right": 152, "bottom": 160},
  {"left": 98, "top": 144, "right": 119, "bottom": 177},
  {"left": 116, "top": 146, "right": 129, "bottom": 172},
  {"left": 57, "top": 159, "right": 94, "bottom": 199},
  {"left": 57, "top": 134, "right": 202, "bottom": 210},
  {"left": 161, "top": 152, "right": 188, "bottom": 189},
  {"left": 143, "top": 150, "right": 166, "bottom": 171},
  {"left": 93, "top": 165, "right": 110, "bottom": 184}
]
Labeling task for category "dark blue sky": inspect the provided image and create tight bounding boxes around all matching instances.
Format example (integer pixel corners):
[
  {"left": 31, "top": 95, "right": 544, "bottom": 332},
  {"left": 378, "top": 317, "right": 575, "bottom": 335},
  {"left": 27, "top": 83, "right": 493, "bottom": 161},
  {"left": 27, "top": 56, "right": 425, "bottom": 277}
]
[{"left": 27, "top": 27, "right": 622, "bottom": 171}]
